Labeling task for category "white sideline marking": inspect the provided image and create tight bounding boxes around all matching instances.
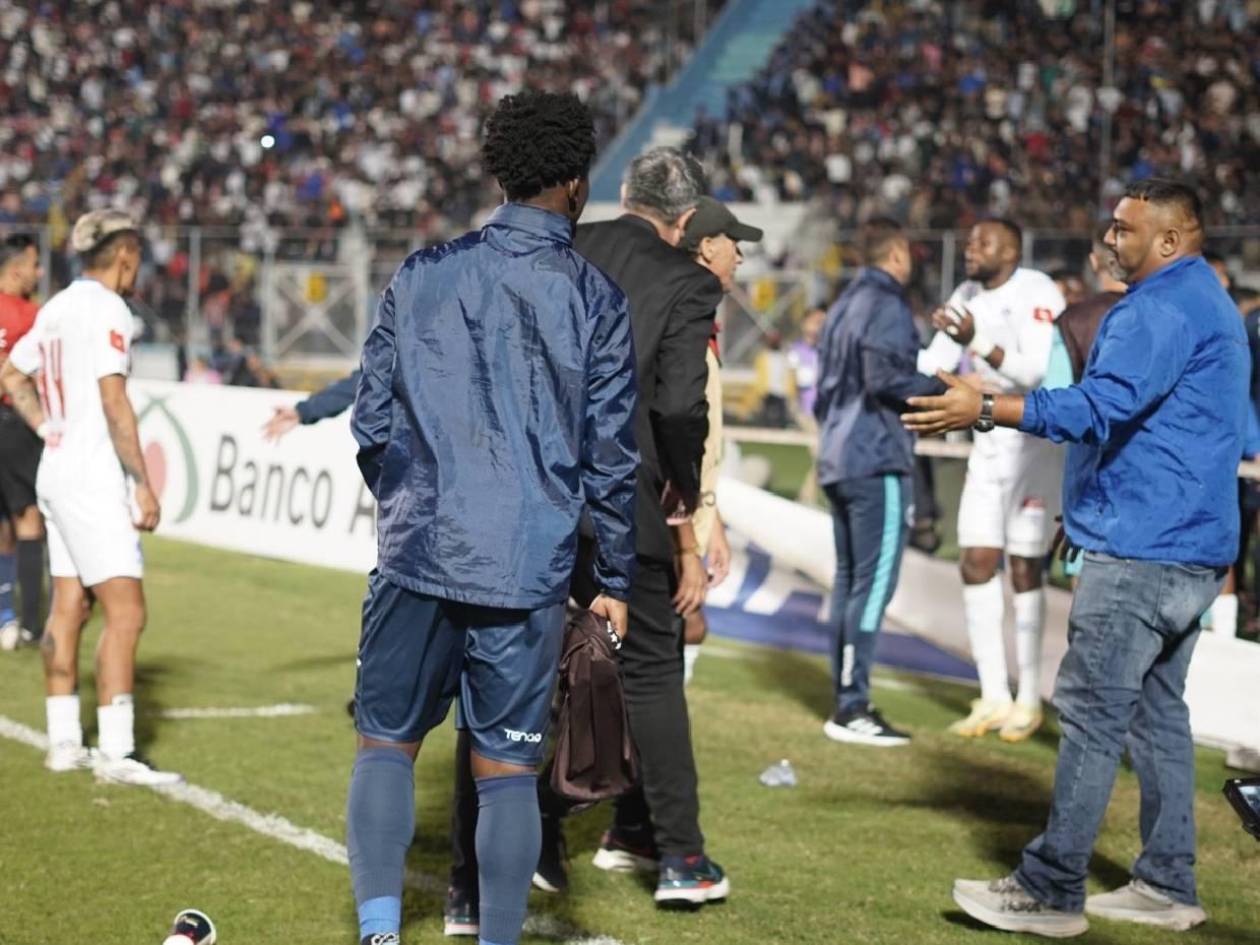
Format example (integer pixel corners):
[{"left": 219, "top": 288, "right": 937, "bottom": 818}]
[
  {"left": 701, "top": 643, "right": 920, "bottom": 691},
  {"left": 158, "top": 703, "right": 317, "bottom": 719},
  {"left": 0, "top": 714, "right": 625, "bottom": 945}
]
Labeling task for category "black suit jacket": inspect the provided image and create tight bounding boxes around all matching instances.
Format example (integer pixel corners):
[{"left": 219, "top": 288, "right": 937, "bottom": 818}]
[{"left": 574, "top": 215, "right": 722, "bottom": 565}]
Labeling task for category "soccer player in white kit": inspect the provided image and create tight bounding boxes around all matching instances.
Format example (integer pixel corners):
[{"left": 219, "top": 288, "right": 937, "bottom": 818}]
[
  {"left": 918, "top": 220, "right": 1066, "bottom": 742},
  {"left": 0, "top": 210, "right": 180, "bottom": 786}
]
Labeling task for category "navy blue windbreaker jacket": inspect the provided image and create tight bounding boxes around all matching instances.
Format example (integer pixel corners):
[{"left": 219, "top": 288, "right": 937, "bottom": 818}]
[
  {"left": 352, "top": 203, "right": 640, "bottom": 608},
  {"left": 1022, "top": 255, "right": 1248, "bottom": 565},
  {"left": 297, "top": 370, "right": 358, "bottom": 424},
  {"left": 814, "top": 267, "right": 945, "bottom": 484}
]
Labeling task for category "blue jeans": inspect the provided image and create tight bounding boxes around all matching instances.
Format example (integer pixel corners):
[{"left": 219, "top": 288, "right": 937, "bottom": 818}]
[
  {"left": 825, "top": 474, "right": 911, "bottom": 714},
  {"left": 1016, "top": 553, "right": 1224, "bottom": 912}
]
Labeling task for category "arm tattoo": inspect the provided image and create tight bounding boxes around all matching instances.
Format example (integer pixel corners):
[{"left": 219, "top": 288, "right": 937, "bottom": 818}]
[{"left": 2, "top": 372, "right": 46, "bottom": 432}]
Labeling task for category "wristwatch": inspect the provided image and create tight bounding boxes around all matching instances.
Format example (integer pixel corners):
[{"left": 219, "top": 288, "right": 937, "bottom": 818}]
[{"left": 973, "top": 393, "right": 995, "bottom": 433}]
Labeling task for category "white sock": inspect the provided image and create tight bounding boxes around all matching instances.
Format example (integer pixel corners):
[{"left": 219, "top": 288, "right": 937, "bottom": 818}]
[
  {"left": 1210, "top": 593, "right": 1238, "bottom": 638},
  {"left": 97, "top": 694, "right": 136, "bottom": 760},
  {"left": 46, "top": 694, "right": 83, "bottom": 747},
  {"left": 1013, "top": 589, "right": 1045, "bottom": 707},
  {"left": 683, "top": 643, "right": 701, "bottom": 686},
  {"left": 963, "top": 577, "right": 1010, "bottom": 704}
]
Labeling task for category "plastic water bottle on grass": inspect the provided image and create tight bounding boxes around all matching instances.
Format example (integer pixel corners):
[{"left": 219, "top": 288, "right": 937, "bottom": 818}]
[{"left": 759, "top": 759, "right": 797, "bottom": 787}]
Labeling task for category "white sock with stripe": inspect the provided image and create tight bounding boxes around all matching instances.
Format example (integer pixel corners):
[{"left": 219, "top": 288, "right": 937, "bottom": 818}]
[{"left": 963, "top": 577, "right": 1010, "bottom": 704}]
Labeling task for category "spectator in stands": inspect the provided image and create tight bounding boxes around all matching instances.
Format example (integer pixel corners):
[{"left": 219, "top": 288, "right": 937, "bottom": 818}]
[
  {"left": 789, "top": 307, "right": 826, "bottom": 418},
  {"left": 182, "top": 356, "right": 222, "bottom": 385}
]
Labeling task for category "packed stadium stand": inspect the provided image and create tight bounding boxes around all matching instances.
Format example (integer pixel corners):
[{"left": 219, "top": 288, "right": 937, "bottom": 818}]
[
  {"left": 685, "top": 0, "right": 1260, "bottom": 229},
  {"left": 0, "top": 0, "right": 724, "bottom": 236}
]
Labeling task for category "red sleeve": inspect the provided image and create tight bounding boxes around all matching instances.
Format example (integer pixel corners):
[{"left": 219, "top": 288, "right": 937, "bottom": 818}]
[{"left": 0, "top": 297, "right": 39, "bottom": 354}]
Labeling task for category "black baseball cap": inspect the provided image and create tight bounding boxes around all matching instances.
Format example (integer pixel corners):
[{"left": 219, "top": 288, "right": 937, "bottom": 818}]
[{"left": 680, "top": 197, "right": 763, "bottom": 253}]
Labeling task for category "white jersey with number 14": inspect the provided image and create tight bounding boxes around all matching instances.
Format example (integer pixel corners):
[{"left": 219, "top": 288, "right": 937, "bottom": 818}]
[{"left": 9, "top": 278, "right": 133, "bottom": 496}]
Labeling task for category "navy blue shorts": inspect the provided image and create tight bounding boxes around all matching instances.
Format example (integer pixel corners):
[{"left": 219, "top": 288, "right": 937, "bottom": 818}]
[{"left": 354, "top": 571, "right": 565, "bottom": 767}]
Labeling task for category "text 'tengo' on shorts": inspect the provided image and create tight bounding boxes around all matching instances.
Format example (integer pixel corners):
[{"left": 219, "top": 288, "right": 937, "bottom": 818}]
[{"left": 353, "top": 570, "right": 565, "bottom": 767}]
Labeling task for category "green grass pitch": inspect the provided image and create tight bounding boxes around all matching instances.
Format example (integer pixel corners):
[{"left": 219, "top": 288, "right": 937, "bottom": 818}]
[{"left": 0, "top": 537, "right": 1256, "bottom": 944}]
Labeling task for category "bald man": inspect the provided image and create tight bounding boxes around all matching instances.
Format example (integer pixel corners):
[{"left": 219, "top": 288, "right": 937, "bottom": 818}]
[
  {"left": 918, "top": 220, "right": 1066, "bottom": 742},
  {"left": 907, "top": 179, "right": 1243, "bottom": 936}
]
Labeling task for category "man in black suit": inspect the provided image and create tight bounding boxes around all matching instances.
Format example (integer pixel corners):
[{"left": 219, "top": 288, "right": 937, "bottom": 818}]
[{"left": 569, "top": 146, "right": 730, "bottom": 906}]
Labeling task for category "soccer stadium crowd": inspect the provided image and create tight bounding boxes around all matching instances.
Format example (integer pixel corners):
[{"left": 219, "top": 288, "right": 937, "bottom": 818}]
[
  {"left": 0, "top": 0, "right": 722, "bottom": 237},
  {"left": 689, "top": 0, "right": 1260, "bottom": 230}
]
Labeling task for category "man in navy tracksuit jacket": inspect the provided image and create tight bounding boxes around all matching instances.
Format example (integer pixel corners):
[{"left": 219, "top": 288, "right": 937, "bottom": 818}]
[
  {"left": 813, "top": 218, "right": 945, "bottom": 747},
  {"left": 344, "top": 91, "right": 639, "bottom": 945}
]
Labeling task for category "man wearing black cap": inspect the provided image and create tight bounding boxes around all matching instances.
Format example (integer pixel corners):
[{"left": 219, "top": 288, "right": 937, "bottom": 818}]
[{"left": 676, "top": 197, "right": 762, "bottom": 684}]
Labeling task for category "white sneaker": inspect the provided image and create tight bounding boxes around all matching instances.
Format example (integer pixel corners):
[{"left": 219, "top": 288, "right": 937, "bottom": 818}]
[
  {"left": 45, "top": 741, "right": 95, "bottom": 772},
  {"left": 1085, "top": 879, "right": 1207, "bottom": 930},
  {"left": 0, "top": 620, "right": 20, "bottom": 651},
  {"left": 94, "top": 752, "right": 183, "bottom": 786},
  {"left": 953, "top": 875, "right": 1089, "bottom": 938}
]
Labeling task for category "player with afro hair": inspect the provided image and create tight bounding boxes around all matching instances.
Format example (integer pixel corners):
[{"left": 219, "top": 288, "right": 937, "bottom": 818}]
[{"left": 482, "top": 89, "right": 597, "bottom": 205}]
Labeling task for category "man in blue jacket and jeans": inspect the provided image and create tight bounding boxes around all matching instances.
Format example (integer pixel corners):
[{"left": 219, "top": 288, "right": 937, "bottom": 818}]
[
  {"left": 346, "top": 90, "right": 639, "bottom": 945},
  {"left": 814, "top": 218, "right": 946, "bottom": 746},
  {"left": 906, "top": 179, "right": 1247, "bottom": 937}
]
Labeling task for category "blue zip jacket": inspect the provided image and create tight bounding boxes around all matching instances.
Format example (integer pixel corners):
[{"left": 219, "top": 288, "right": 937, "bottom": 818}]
[
  {"left": 1021, "top": 255, "right": 1247, "bottom": 565},
  {"left": 815, "top": 267, "right": 945, "bottom": 484},
  {"left": 353, "top": 203, "right": 640, "bottom": 608},
  {"left": 297, "top": 371, "right": 358, "bottom": 424}
]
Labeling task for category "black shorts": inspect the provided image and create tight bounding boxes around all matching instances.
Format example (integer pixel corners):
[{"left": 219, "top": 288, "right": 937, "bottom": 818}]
[{"left": 0, "top": 406, "right": 42, "bottom": 517}]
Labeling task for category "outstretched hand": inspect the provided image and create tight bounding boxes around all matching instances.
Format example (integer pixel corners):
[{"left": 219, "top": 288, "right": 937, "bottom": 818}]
[
  {"left": 262, "top": 405, "right": 301, "bottom": 443},
  {"left": 902, "top": 371, "right": 983, "bottom": 436}
]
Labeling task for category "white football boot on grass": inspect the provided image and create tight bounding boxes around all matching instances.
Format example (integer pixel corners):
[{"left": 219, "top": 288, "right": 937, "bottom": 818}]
[
  {"left": 94, "top": 752, "right": 183, "bottom": 787},
  {"left": 45, "top": 742, "right": 95, "bottom": 772},
  {"left": 1085, "top": 879, "right": 1207, "bottom": 930}
]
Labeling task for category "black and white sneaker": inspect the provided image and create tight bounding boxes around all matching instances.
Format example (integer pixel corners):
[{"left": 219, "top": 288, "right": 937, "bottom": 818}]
[
  {"left": 823, "top": 706, "right": 911, "bottom": 747},
  {"left": 361, "top": 934, "right": 400, "bottom": 945}
]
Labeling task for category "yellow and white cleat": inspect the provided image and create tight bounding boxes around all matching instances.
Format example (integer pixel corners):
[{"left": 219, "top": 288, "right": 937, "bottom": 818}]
[
  {"left": 949, "top": 699, "right": 1013, "bottom": 737},
  {"left": 999, "top": 703, "right": 1044, "bottom": 742}
]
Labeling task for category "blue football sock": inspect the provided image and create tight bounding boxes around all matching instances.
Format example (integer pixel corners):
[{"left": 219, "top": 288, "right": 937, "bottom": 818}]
[
  {"left": 475, "top": 774, "right": 540, "bottom": 945},
  {"left": 347, "top": 747, "right": 414, "bottom": 937},
  {"left": 0, "top": 552, "right": 15, "bottom": 624}
]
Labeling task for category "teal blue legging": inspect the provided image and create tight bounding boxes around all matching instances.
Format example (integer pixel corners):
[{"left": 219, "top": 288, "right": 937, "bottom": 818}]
[{"left": 825, "top": 473, "right": 912, "bottom": 714}]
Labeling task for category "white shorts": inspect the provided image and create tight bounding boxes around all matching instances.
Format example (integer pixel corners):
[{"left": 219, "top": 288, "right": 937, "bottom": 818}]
[
  {"left": 40, "top": 484, "right": 144, "bottom": 587},
  {"left": 957, "top": 430, "right": 1063, "bottom": 559}
]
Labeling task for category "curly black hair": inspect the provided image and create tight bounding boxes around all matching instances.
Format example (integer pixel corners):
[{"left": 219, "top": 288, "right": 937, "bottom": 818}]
[{"left": 482, "top": 90, "right": 596, "bottom": 201}]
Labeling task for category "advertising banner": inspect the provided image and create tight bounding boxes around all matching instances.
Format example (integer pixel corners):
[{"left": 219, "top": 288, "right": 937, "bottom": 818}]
[{"left": 134, "top": 380, "right": 377, "bottom": 574}]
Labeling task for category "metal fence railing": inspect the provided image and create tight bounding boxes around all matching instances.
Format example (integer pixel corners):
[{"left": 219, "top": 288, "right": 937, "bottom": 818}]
[{"left": 3, "top": 223, "right": 1257, "bottom": 372}]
